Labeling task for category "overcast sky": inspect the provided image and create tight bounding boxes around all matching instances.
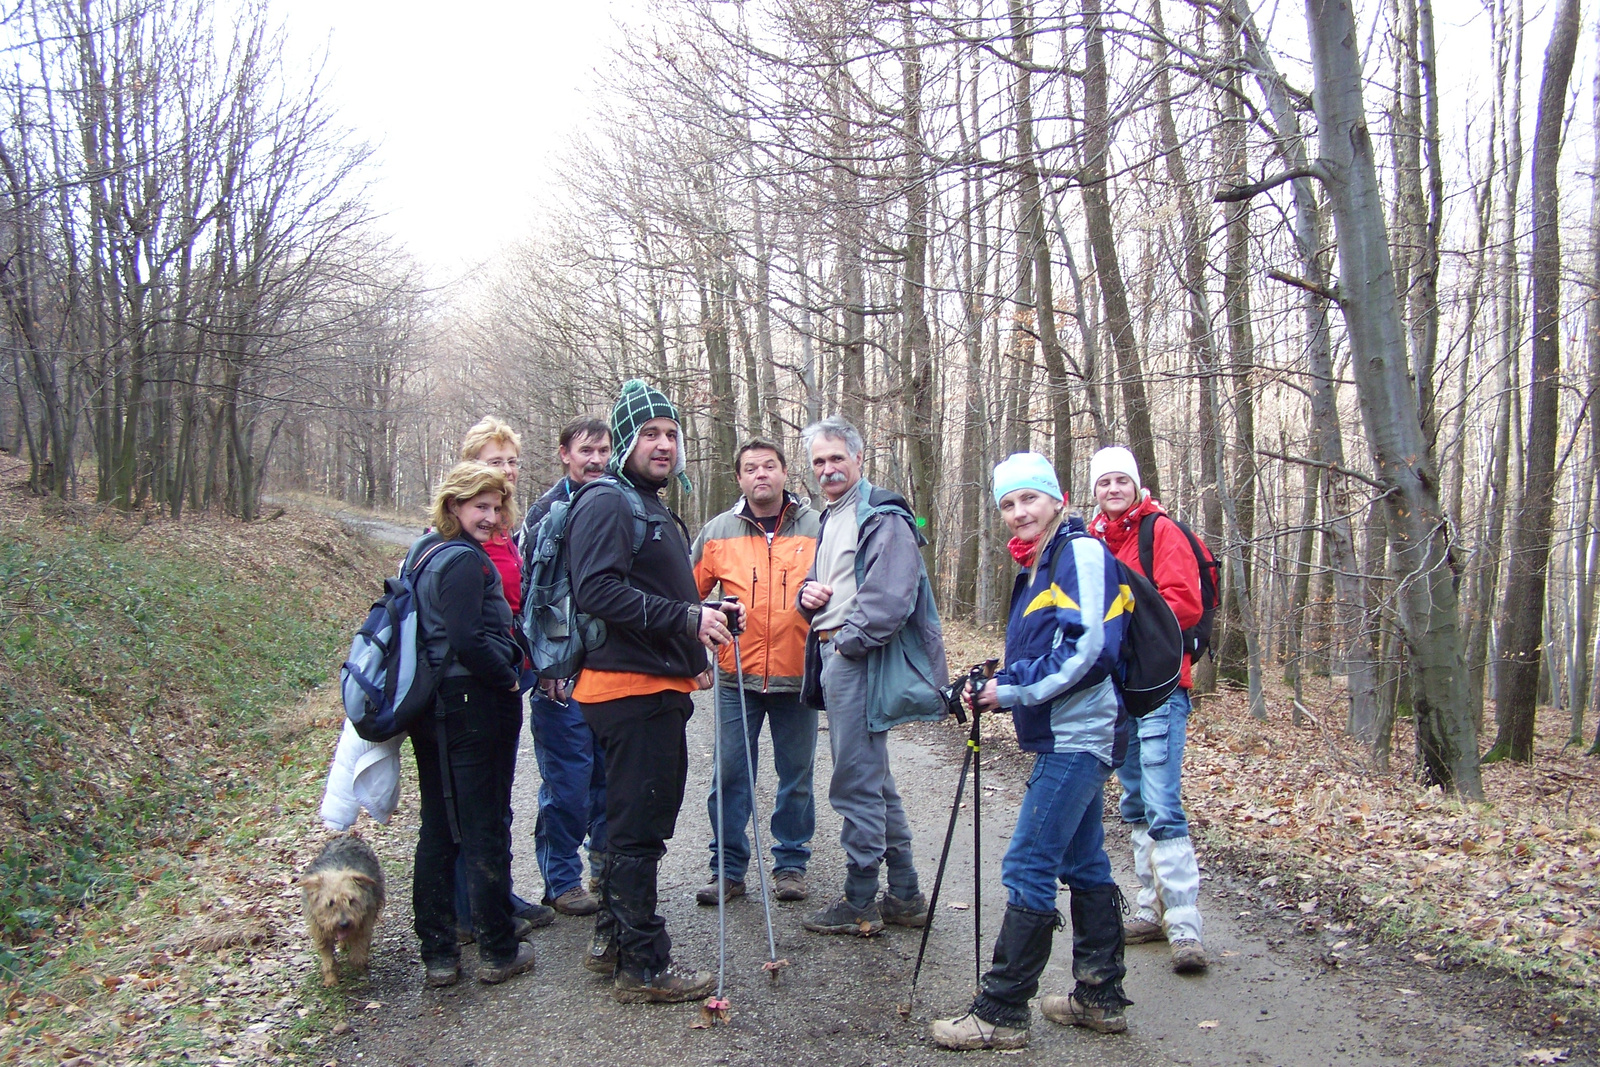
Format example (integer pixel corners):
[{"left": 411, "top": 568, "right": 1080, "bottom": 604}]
[
  {"left": 267, "top": 0, "right": 1580, "bottom": 287},
  {"left": 272, "top": 0, "right": 641, "bottom": 286}
]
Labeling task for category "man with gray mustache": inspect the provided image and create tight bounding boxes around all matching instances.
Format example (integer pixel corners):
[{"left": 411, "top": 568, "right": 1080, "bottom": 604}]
[{"left": 795, "top": 417, "right": 949, "bottom": 936}]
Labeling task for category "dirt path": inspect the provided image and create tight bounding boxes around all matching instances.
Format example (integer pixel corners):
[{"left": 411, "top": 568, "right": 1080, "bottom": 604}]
[
  {"left": 326, "top": 691, "right": 1558, "bottom": 1067},
  {"left": 262, "top": 494, "right": 424, "bottom": 547}
]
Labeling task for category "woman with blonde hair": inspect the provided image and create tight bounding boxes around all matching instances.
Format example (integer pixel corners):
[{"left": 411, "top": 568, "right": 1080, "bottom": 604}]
[{"left": 408, "top": 462, "right": 533, "bottom": 987}]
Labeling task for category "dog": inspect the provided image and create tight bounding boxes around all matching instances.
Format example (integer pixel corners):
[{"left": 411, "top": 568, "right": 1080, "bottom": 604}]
[{"left": 301, "top": 833, "right": 385, "bottom": 987}]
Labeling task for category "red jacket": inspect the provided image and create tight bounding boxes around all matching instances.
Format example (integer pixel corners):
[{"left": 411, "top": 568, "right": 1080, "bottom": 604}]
[
  {"left": 1090, "top": 495, "right": 1202, "bottom": 689},
  {"left": 483, "top": 533, "right": 522, "bottom": 615}
]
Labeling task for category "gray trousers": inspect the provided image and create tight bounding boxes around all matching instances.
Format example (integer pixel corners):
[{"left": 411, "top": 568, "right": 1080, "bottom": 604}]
[{"left": 820, "top": 642, "right": 919, "bottom": 905}]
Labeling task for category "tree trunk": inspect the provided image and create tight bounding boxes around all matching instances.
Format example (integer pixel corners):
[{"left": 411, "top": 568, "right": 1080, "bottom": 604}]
[
  {"left": 1080, "top": 0, "right": 1158, "bottom": 498},
  {"left": 1232, "top": 0, "right": 1382, "bottom": 735},
  {"left": 900, "top": 10, "right": 938, "bottom": 574},
  {"left": 1301, "top": 0, "right": 1482, "bottom": 797},
  {"left": 1488, "top": 0, "right": 1582, "bottom": 764}
]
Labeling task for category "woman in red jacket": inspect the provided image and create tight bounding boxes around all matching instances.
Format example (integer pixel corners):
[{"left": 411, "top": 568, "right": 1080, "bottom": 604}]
[{"left": 1087, "top": 446, "right": 1208, "bottom": 974}]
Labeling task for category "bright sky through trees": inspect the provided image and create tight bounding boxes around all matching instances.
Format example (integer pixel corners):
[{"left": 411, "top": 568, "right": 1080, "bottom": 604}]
[{"left": 272, "top": 0, "right": 639, "bottom": 284}]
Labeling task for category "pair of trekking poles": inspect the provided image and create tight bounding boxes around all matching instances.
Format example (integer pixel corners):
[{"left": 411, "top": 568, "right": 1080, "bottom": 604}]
[
  {"left": 706, "top": 596, "right": 785, "bottom": 1022},
  {"left": 704, "top": 608, "right": 995, "bottom": 1019}
]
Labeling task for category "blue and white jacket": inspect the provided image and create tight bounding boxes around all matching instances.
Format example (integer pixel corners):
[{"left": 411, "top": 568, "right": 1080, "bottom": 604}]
[{"left": 995, "top": 518, "right": 1130, "bottom": 766}]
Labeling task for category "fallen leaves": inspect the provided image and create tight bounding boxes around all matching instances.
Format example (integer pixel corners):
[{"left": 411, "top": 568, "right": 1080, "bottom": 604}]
[{"left": 1174, "top": 681, "right": 1600, "bottom": 1003}]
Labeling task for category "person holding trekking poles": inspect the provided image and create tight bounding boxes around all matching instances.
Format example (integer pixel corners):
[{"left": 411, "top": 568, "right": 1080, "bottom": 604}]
[
  {"left": 566, "top": 380, "right": 744, "bottom": 1004},
  {"left": 931, "top": 452, "right": 1133, "bottom": 1050},
  {"left": 1088, "top": 446, "right": 1209, "bottom": 974},
  {"left": 409, "top": 462, "right": 536, "bottom": 987}
]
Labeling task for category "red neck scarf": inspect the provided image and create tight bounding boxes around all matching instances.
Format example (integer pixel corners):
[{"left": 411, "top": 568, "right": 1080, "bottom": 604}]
[{"left": 1008, "top": 535, "right": 1041, "bottom": 567}]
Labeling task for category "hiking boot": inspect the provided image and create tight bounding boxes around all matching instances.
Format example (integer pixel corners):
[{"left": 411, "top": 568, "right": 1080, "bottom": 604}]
[
  {"left": 1124, "top": 916, "right": 1165, "bottom": 944},
  {"left": 584, "top": 937, "right": 618, "bottom": 976},
  {"left": 477, "top": 941, "right": 536, "bottom": 984},
  {"left": 880, "top": 890, "right": 929, "bottom": 928},
  {"left": 1040, "top": 994, "right": 1126, "bottom": 1034},
  {"left": 695, "top": 877, "right": 745, "bottom": 906},
  {"left": 424, "top": 959, "right": 460, "bottom": 988},
  {"left": 547, "top": 886, "right": 601, "bottom": 916},
  {"left": 802, "top": 896, "right": 883, "bottom": 936},
  {"left": 929, "top": 1011, "right": 1029, "bottom": 1051},
  {"left": 612, "top": 962, "right": 715, "bottom": 1004},
  {"left": 513, "top": 902, "right": 557, "bottom": 928},
  {"left": 1170, "top": 938, "right": 1209, "bottom": 974},
  {"left": 772, "top": 869, "right": 808, "bottom": 902}
]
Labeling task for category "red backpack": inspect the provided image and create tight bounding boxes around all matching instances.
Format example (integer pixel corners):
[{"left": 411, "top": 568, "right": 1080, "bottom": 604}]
[{"left": 1137, "top": 514, "right": 1222, "bottom": 660}]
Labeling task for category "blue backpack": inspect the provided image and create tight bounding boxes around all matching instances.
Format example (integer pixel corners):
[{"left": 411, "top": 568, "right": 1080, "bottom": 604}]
[
  {"left": 341, "top": 538, "right": 473, "bottom": 742},
  {"left": 520, "top": 476, "right": 655, "bottom": 680}
]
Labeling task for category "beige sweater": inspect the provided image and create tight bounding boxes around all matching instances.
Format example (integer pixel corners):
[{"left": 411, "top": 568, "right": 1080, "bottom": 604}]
[{"left": 809, "top": 479, "right": 862, "bottom": 631}]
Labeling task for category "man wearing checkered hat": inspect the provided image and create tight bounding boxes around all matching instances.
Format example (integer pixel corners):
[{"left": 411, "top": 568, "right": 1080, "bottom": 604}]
[{"left": 566, "top": 379, "right": 745, "bottom": 1004}]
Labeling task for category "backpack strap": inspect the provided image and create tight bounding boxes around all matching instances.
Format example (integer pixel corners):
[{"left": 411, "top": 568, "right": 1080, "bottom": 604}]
[
  {"left": 1137, "top": 513, "right": 1160, "bottom": 582},
  {"left": 569, "top": 475, "right": 666, "bottom": 559}
]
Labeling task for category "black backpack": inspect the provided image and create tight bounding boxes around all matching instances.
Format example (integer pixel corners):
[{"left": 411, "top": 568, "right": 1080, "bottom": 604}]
[
  {"left": 519, "top": 476, "right": 657, "bottom": 680},
  {"left": 1137, "top": 513, "right": 1222, "bottom": 660},
  {"left": 1109, "top": 555, "right": 1185, "bottom": 717}
]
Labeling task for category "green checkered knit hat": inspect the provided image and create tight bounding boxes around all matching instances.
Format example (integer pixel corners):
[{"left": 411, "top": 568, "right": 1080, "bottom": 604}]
[{"left": 608, "top": 378, "right": 692, "bottom": 493}]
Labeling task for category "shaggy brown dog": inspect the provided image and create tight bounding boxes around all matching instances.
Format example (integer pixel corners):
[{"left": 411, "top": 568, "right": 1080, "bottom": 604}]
[{"left": 301, "top": 834, "right": 386, "bottom": 987}]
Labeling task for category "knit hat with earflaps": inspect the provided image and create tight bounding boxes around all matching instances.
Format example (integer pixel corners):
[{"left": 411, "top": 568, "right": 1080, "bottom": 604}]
[{"left": 607, "top": 378, "right": 693, "bottom": 494}]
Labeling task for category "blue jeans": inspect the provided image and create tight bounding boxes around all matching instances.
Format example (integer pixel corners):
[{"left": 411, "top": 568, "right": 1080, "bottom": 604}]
[
  {"left": 706, "top": 687, "right": 817, "bottom": 880},
  {"left": 1002, "top": 750, "right": 1115, "bottom": 913},
  {"left": 1116, "top": 687, "right": 1190, "bottom": 841},
  {"left": 529, "top": 690, "right": 607, "bottom": 898}
]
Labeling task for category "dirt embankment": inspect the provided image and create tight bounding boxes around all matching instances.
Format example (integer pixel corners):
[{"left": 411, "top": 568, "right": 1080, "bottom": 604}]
[{"left": 0, "top": 468, "right": 398, "bottom": 1066}]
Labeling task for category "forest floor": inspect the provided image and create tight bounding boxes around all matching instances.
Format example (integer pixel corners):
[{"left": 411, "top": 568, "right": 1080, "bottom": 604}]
[{"left": 0, "top": 480, "right": 1596, "bottom": 1065}]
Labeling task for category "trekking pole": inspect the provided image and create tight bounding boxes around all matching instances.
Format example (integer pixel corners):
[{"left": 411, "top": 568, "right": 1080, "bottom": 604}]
[
  {"left": 695, "top": 618, "right": 732, "bottom": 1029},
  {"left": 905, "top": 660, "right": 998, "bottom": 1015},
  {"left": 970, "top": 678, "right": 982, "bottom": 989},
  {"left": 726, "top": 598, "right": 787, "bottom": 980}
]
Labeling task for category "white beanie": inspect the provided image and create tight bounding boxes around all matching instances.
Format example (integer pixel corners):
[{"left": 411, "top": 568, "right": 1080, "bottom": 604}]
[
  {"left": 1088, "top": 446, "right": 1141, "bottom": 494},
  {"left": 992, "top": 452, "right": 1063, "bottom": 507}
]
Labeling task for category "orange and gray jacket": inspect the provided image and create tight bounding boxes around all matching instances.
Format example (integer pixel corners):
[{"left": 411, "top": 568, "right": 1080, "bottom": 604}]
[{"left": 691, "top": 492, "right": 820, "bottom": 692}]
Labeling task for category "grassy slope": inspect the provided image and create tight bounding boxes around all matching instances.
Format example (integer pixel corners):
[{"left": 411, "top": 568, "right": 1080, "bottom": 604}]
[{"left": 0, "top": 476, "right": 394, "bottom": 1063}]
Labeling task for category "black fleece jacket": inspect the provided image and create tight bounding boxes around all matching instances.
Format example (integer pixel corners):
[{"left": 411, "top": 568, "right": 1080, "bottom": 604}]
[
  {"left": 415, "top": 534, "right": 521, "bottom": 691},
  {"left": 567, "top": 471, "right": 708, "bottom": 679}
]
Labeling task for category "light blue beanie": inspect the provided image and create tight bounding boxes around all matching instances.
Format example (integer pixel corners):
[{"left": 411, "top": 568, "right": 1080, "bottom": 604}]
[{"left": 992, "top": 452, "right": 1063, "bottom": 507}]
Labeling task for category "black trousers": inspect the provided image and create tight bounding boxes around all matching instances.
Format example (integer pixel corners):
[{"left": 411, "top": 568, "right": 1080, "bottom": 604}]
[
  {"left": 410, "top": 677, "right": 523, "bottom": 967},
  {"left": 584, "top": 689, "right": 693, "bottom": 975}
]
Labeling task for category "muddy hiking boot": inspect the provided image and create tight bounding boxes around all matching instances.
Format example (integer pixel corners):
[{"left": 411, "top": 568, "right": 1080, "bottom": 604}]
[
  {"left": 802, "top": 895, "right": 883, "bottom": 936},
  {"left": 957, "top": 904, "right": 1060, "bottom": 1039},
  {"left": 424, "top": 958, "right": 461, "bottom": 988},
  {"left": 612, "top": 962, "right": 715, "bottom": 1004},
  {"left": 546, "top": 886, "right": 601, "bottom": 916},
  {"left": 514, "top": 901, "right": 557, "bottom": 928},
  {"left": 1048, "top": 884, "right": 1131, "bottom": 1033},
  {"left": 477, "top": 941, "right": 536, "bottom": 985},
  {"left": 1171, "top": 938, "right": 1209, "bottom": 973},
  {"left": 772, "top": 869, "right": 808, "bottom": 901},
  {"left": 695, "top": 877, "right": 745, "bottom": 906},
  {"left": 929, "top": 1011, "right": 1029, "bottom": 1051},
  {"left": 1123, "top": 916, "right": 1165, "bottom": 943},
  {"left": 1040, "top": 993, "right": 1126, "bottom": 1034},
  {"left": 879, "top": 890, "right": 929, "bottom": 927},
  {"left": 457, "top": 912, "right": 547, "bottom": 945}
]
